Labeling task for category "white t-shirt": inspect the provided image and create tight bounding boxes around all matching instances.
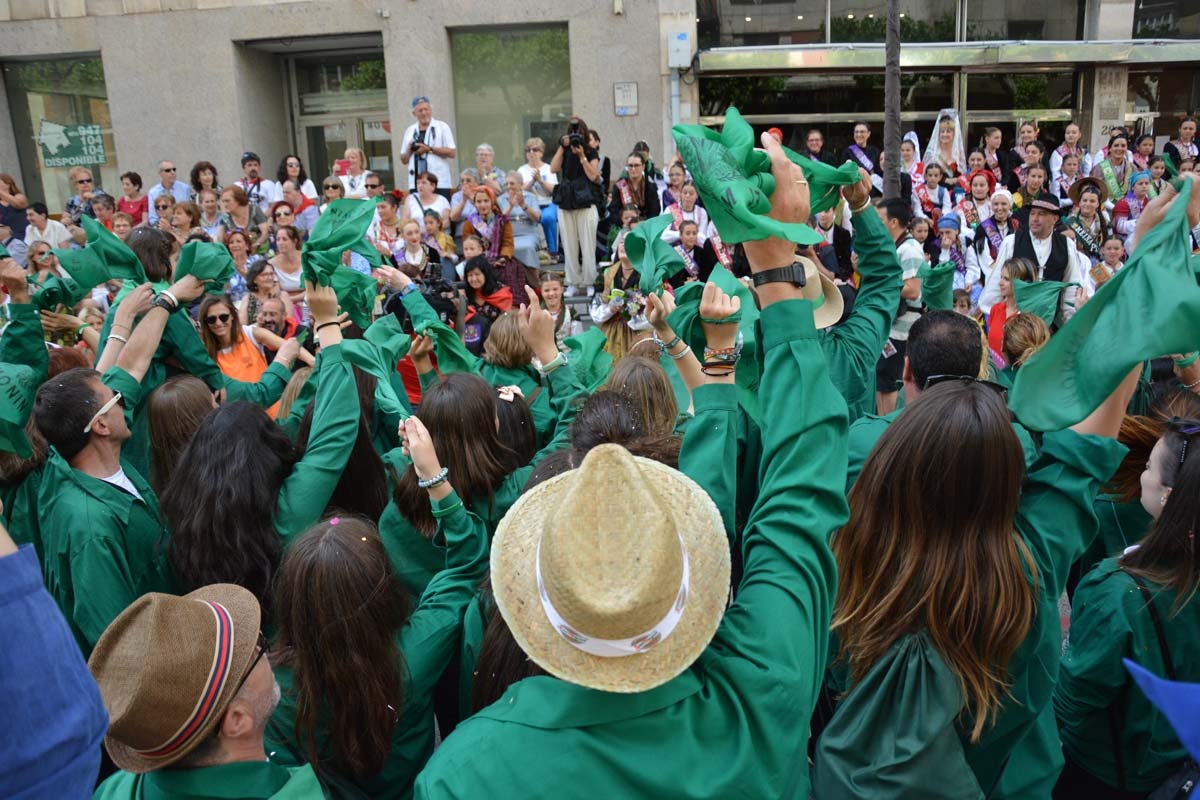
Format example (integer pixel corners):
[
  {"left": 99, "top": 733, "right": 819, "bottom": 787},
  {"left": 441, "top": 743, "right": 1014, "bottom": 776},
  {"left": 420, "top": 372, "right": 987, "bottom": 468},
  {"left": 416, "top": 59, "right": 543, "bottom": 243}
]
[
  {"left": 401, "top": 119, "right": 457, "bottom": 191},
  {"left": 517, "top": 163, "right": 558, "bottom": 205},
  {"left": 404, "top": 193, "right": 451, "bottom": 223},
  {"left": 102, "top": 468, "right": 142, "bottom": 500}
]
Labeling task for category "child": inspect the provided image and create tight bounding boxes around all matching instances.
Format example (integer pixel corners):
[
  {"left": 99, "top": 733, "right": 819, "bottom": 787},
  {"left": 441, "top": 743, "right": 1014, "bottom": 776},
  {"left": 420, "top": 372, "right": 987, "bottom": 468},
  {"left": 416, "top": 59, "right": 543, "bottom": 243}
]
[
  {"left": 1085, "top": 235, "right": 1125, "bottom": 295},
  {"left": 909, "top": 217, "right": 937, "bottom": 263},
  {"left": 457, "top": 234, "right": 486, "bottom": 279},
  {"left": 607, "top": 204, "right": 640, "bottom": 259},
  {"left": 670, "top": 220, "right": 717, "bottom": 286},
  {"left": 1014, "top": 165, "right": 1050, "bottom": 224},
  {"left": 915, "top": 163, "right": 951, "bottom": 222},
  {"left": 936, "top": 213, "right": 979, "bottom": 296},
  {"left": 952, "top": 288, "right": 984, "bottom": 328},
  {"left": 538, "top": 271, "right": 576, "bottom": 346},
  {"left": 1148, "top": 156, "right": 1168, "bottom": 197},
  {"left": 662, "top": 182, "right": 710, "bottom": 246},
  {"left": 1009, "top": 140, "right": 1046, "bottom": 192},
  {"left": 1054, "top": 153, "right": 1081, "bottom": 209}
]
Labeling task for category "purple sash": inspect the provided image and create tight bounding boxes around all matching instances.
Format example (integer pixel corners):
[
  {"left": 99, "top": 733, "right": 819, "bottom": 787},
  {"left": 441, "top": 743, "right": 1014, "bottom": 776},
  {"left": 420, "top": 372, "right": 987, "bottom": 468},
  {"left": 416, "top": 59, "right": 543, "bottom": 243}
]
[
  {"left": 980, "top": 218, "right": 1005, "bottom": 259},
  {"left": 849, "top": 144, "right": 875, "bottom": 172}
]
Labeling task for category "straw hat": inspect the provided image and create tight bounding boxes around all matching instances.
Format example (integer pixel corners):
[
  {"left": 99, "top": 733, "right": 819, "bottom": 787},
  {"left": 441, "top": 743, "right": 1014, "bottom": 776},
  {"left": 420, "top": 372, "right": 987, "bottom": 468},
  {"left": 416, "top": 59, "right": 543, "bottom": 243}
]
[
  {"left": 492, "top": 444, "right": 731, "bottom": 693},
  {"left": 88, "top": 585, "right": 261, "bottom": 773},
  {"left": 1068, "top": 176, "right": 1108, "bottom": 208},
  {"left": 793, "top": 255, "right": 844, "bottom": 330}
]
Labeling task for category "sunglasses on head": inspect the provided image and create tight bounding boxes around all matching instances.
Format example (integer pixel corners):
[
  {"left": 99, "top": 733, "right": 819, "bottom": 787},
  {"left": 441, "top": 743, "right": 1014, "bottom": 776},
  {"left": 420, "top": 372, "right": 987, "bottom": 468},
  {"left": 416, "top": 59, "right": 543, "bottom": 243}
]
[
  {"left": 205, "top": 312, "right": 231, "bottom": 325},
  {"left": 922, "top": 374, "right": 1009, "bottom": 400}
]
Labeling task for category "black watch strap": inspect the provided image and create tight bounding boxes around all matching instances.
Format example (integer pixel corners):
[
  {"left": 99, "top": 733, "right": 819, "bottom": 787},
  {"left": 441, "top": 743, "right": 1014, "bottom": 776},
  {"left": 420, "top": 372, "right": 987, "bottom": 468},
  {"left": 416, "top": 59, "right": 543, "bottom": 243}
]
[
  {"left": 151, "top": 296, "right": 178, "bottom": 313},
  {"left": 751, "top": 262, "right": 808, "bottom": 288}
]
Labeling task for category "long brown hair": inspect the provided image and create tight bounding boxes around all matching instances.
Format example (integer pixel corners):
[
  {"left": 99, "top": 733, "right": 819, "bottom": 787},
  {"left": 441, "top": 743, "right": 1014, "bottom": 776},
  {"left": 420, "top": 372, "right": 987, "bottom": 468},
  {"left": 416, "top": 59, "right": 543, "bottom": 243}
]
[
  {"left": 272, "top": 516, "right": 410, "bottom": 780},
  {"left": 1001, "top": 313, "right": 1050, "bottom": 369},
  {"left": 198, "top": 295, "right": 242, "bottom": 359},
  {"left": 833, "top": 381, "right": 1037, "bottom": 742},
  {"left": 389, "top": 373, "right": 517, "bottom": 537},
  {"left": 605, "top": 356, "right": 678, "bottom": 438},
  {"left": 1121, "top": 418, "right": 1200, "bottom": 613},
  {"left": 146, "top": 376, "right": 214, "bottom": 494},
  {"left": 481, "top": 312, "right": 533, "bottom": 368}
]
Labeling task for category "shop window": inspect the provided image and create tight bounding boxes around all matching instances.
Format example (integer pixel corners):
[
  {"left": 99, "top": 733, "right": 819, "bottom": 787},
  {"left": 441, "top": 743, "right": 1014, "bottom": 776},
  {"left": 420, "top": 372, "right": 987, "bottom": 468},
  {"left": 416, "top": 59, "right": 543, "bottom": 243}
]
[
  {"left": 1134, "top": 1, "right": 1199, "bottom": 39},
  {"left": 828, "top": 0, "right": 958, "bottom": 43},
  {"left": 3, "top": 57, "right": 117, "bottom": 214},
  {"left": 450, "top": 25, "right": 572, "bottom": 170},
  {"left": 700, "top": 72, "right": 955, "bottom": 118},
  {"left": 966, "top": 0, "right": 1084, "bottom": 40},
  {"left": 294, "top": 54, "right": 387, "bottom": 117}
]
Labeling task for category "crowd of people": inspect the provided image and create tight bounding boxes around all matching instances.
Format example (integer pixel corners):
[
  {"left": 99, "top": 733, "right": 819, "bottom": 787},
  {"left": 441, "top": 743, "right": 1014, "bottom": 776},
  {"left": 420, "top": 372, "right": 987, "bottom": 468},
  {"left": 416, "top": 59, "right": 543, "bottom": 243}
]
[{"left": 1, "top": 99, "right": 1200, "bottom": 800}]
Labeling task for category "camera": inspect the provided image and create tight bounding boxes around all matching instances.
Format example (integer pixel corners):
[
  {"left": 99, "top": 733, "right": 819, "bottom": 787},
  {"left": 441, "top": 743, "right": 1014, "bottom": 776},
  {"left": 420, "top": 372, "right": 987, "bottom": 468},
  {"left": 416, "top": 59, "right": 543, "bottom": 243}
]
[
  {"left": 410, "top": 140, "right": 422, "bottom": 153},
  {"left": 568, "top": 132, "right": 583, "bottom": 148}
]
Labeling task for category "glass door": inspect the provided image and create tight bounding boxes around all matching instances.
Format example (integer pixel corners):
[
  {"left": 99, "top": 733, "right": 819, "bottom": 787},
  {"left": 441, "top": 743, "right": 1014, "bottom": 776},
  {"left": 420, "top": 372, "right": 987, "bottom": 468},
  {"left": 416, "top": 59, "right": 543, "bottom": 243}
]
[
  {"left": 304, "top": 119, "right": 350, "bottom": 182},
  {"left": 361, "top": 117, "right": 395, "bottom": 190}
]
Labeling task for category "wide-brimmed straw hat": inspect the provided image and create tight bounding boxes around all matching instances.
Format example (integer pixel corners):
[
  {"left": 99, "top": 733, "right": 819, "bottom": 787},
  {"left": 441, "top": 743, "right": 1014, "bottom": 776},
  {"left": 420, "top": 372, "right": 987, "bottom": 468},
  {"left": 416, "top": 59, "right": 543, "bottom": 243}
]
[
  {"left": 794, "top": 255, "right": 844, "bottom": 330},
  {"left": 88, "top": 584, "right": 261, "bottom": 773},
  {"left": 1069, "top": 176, "right": 1108, "bottom": 208},
  {"left": 492, "top": 444, "right": 731, "bottom": 693}
]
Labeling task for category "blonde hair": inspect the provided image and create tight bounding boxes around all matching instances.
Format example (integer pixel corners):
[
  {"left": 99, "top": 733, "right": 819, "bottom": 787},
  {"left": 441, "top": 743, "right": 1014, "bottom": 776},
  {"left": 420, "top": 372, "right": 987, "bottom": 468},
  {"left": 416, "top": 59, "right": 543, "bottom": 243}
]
[
  {"left": 525, "top": 137, "right": 545, "bottom": 152},
  {"left": 1001, "top": 313, "right": 1051, "bottom": 369},
  {"left": 482, "top": 312, "right": 533, "bottom": 368},
  {"left": 277, "top": 367, "right": 313, "bottom": 421},
  {"left": 604, "top": 356, "right": 678, "bottom": 438}
]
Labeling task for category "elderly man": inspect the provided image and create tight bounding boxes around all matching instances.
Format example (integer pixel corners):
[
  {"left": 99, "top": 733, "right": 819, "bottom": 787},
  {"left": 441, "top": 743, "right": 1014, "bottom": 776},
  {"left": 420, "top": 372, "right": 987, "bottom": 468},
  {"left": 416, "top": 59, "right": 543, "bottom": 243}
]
[
  {"left": 235, "top": 152, "right": 278, "bottom": 215},
  {"left": 256, "top": 296, "right": 313, "bottom": 360},
  {"left": 474, "top": 143, "right": 506, "bottom": 194},
  {"left": 146, "top": 160, "right": 192, "bottom": 225},
  {"left": 90, "top": 586, "right": 323, "bottom": 798},
  {"left": 400, "top": 95, "right": 457, "bottom": 197},
  {"left": 280, "top": 181, "right": 319, "bottom": 233},
  {"left": 0, "top": 220, "right": 28, "bottom": 266},
  {"left": 34, "top": 275, "right": 204, "bottom": 657}
]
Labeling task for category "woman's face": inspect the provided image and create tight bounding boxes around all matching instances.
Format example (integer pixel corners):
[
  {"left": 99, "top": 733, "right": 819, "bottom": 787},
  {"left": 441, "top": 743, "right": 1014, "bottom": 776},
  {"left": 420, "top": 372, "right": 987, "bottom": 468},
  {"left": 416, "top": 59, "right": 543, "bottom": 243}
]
[
  {"left": 1137, "top": 138, "right": 1154, "bottom": 156},
  {"left": 121, "top": 176, "right": 136, "bottom": 196},
  {"left": 992, "top": 195, "right": 1011, "bottom": 220},
  {"left": 417, "top": 176, "right": 435, "bottom": 196},
  {"left": 345, "top": 150, "right": 363, "bottom": 170},
  {"left": 1140, "top": 437, "right": 1171, "bottom": 519},
  {"left": 228, "top": 235, "right": 246, "bottom": 256},
  {"left": 1109, "top": 138, "right": 1128, "bottom": 160},
  {"left": 220, "top": 192, "right": 235, "bottom": 213},
  {"left": 668, "top": 167, "right": 685, "bottom": 187},
  {"left": 939, "top": 228, "right": 958, "bottom": 248},
  {"left": 853, "top": 125, "right": 869, "bottom": 145},
  {"left": 999, "top": 268, "right": 1012, "bottom": 300},
  {"left": 254, "top": 267, "right": 277, "bottom": 293},
  {"left": 402, "top": 221, "right": 422, "bottom": 247},
  {"left": 474, "top": 193, "right": 493, "bottom": 216},
  {"left": 972, "top": 175, "right": 990, "bottom": 199},
  {"left": 1019, "top": 124, "right": 1037, "bottom": 144},
  {"left": 1064, "top": 124, "right": 1080, "bottom": 145},
  {"left": 541, "top": 280, "right": 562, "bottom": 308},
  {"left": 205, "top": 302, "right": 234, "bottom": 341},
  {"left": 525, "top": 142, "right": 543, "bottom": 164},
  {"left": 286, "top": 158, "right": 301, "bottom": 178},
  {"left": 938, "top": 122, "right": 954, "bottom": 144},
  {"left": 26, "top": 208, "right": 46, "bottom": 228},
  {"left": 31, "top": 245, "right": 54, "bottom": 269},
  {"left": 680, "top": 185, "right": 698, "bottom": 211},
  {"left": 200, "top": 168, "right": 215, "bottom": 186},
  {"left": 278, "top": 230, "right": 298, "bottom": 253},
  {"left": 505, "top": 174, "right": 522, "bottom": 196},
  {"left": 460, "top": 173, "right": 478, "bottom": 193},
  {"left": 617, "top": 236, "right": 629, "bottom": 263},
  {"left": 377, "top": 200, "right": 396, "bottom": 222},
  {"left": 1025, "top": 170, "right": 1045, "bottom": 193},
  {"left": 968, "top": 152, "right": 985, "bottom": 172},
  {"left": 172, "top": 206, "right": 190, "bottom": 228},
  {"left": 587, "top": 131, "right": 600, "bottom": 150},
  {"left": 466, "top": 268, "right": 485, "bottom": 290},
  {"left": 1078, "top": 192, "right": 1099, "bottom": 216},
  {"left": 201, "top": 193, "right": 218, "bottom": 215},
  {"left": 1133, "top": 177, "right": 1151, "bottom": 198},
  {"left": 1024, "top": 148, "right": 1041, "bottom": 167},
  {"left": 323, "top": 181, "right": 342, "bottom": 200},
  {"left": 986, "top": 130, "right": 1002, "bottom": 150},
  {"left": 1182, "top": 120, "right": 1197, "bottom": 141},
  {"left": 274, "top": 206, "right": 294, "bottom": 227},
  {"left": 476, "top": 149, "right": 494, "bottom": 170}
]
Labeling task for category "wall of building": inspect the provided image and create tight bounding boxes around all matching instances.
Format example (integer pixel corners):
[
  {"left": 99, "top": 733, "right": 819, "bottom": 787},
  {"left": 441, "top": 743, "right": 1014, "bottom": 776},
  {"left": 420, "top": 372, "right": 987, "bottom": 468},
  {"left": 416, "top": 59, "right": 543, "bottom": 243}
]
[{"left": 0, "top": 0, "right": 698, "bottom": 197}]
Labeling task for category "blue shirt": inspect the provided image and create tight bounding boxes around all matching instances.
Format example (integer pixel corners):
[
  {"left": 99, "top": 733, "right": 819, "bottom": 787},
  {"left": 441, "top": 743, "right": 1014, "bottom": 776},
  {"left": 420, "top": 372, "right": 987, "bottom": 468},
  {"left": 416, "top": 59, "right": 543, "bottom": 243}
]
[
  {"left": 0, "top": 545, "right": 108, "bottom": 799},
  {"left": 146, "top": 181, "right": 193, "bottom": 225}
]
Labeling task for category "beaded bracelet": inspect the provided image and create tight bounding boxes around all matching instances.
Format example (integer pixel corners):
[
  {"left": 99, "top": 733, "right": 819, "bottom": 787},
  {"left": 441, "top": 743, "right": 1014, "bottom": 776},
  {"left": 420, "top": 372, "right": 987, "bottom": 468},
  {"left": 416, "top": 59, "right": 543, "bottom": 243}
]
[
  {"left": 417, "top": 466, "right": 450, "bottom": 489},
  {"left": 652, "top": 331, "right": 682, "bottom": 352}
]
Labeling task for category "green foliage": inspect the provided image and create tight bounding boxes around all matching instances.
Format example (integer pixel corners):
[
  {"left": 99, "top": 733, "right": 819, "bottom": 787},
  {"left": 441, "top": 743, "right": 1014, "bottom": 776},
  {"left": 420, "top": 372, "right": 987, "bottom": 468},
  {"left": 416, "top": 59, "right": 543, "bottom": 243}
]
[
  {"left": 450, "top": 28, "right": 571, "bottom": 105},
  {"left": 338, "top": 60, "right": 387, "bottom": 92},
  {"left": 1012, "top": 75, "right": 1050, "bottom": 109},
  {"left": 825, "top": 13, "right": 957, "bottom": 43},
  {"left": 6, "top": 58, "right": 107, "bottom": 98}
]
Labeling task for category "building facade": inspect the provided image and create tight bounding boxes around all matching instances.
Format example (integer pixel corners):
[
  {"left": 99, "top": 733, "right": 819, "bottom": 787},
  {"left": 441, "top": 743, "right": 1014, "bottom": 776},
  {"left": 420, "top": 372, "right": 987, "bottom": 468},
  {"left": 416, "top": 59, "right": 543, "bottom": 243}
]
[{"left": 0, "top": 0, "right": 698, "bottom": 210}]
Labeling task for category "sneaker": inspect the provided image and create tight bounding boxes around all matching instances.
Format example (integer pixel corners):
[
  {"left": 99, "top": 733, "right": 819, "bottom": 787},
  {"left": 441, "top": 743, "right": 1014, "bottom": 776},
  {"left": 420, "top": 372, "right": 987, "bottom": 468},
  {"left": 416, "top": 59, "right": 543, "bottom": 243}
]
[{"left": 586, "top": 286, "right": 596, "bottom": 297}]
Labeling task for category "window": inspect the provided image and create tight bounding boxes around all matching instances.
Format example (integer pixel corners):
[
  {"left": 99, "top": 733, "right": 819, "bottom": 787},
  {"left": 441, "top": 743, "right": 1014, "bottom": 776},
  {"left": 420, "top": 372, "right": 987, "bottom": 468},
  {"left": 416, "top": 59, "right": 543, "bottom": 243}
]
[
  {"left": 450, "top": 25, "right": 572, "bottom": 170},
  {"left": 966, "top": 0, "right": 1084, "bottom": 40},
  {"left": 293, "top": 54, "right": 387, "bottom": 116},
  {"left": 698, "top": 1, "right": 829, "bottom": 48},
  {"left": 700, "top": 72, "right": 955, "bottom": 118},
  {"left": 3, "top": 57, "right": 117, "bottom": 213},
  {"left": 828, "top": 0, "right": 957, "bottom": 43},
  {"left": 1134, "top": 0, "right": 1195, "bottom": 39}
]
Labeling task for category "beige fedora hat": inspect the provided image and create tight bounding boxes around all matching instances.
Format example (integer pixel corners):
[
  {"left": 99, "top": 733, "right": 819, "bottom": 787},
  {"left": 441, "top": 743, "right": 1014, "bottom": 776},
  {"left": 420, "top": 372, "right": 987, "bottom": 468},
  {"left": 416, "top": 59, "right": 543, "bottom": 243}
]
[
  {"left": 795, "top": 255, "right": 845, "bottom": 329},
  {"left": 88, "top": 584, "right": 261, "bottom": 773},
  {"left": 491, "top": 444, "right": 731, "bottom": 693}
]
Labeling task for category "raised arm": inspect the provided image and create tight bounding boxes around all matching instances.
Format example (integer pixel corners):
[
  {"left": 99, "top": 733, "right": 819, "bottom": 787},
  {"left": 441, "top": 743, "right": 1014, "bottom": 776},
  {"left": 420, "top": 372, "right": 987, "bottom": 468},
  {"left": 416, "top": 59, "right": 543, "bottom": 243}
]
[
  {"left": 0, "top": 263, "right": 48, "bottom": 386},
  {"left": 645, "top": 290, "right": 703, "bottom": 402}
]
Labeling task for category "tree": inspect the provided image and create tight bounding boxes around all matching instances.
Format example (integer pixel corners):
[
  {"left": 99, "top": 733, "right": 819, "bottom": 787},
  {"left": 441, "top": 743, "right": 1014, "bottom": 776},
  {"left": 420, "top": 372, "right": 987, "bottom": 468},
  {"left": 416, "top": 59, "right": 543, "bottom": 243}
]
[{"left": 882, "top": 0, "right": 902, "bottom": 200}]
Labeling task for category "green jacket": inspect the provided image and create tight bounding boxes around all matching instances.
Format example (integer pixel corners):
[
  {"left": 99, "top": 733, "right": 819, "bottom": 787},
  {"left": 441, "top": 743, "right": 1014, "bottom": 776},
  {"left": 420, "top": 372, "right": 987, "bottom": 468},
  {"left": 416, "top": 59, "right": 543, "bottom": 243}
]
[
  {"left": 819, "top": 208, "right": 902, "bottom": 424},
  {"left": 378, "top": 361, "right": 583, "bottom": 599},
  {"left": 0, "top": 301, "right": 49, "bottom": 552},
  {"left": 1077, "top": 495, "right": 1152, "bottom": 579},
  {"left": 267, "top": 490, "right": 488, "bottom": 799},
  {"left": 814, "top": 430, "right": 1127, "bottom": 799},
  {"left": 94, "top": 760, "right": 324, "bottom": 799},
  {"left": 414, "top": 298, "right": 849, "bottom": 799},
  {"left": 1056, "top": 557, "right": 1200, "bottom": 792},
  {"left": 97, "top": 304, "right": 290, "bottom": 476},
  {"left": 272, "top": 345, "right": 359, "bottom": 546},
  {"left": 37, "top": 366, "right": 176, "bottom": 657}
]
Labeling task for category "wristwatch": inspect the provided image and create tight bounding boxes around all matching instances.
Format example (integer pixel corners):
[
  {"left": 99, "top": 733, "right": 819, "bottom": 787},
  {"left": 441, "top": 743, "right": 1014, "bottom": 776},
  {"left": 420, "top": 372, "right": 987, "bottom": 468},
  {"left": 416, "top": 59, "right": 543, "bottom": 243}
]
[{"left": 751, "top": 261, "right": 808, "bottom": 288}]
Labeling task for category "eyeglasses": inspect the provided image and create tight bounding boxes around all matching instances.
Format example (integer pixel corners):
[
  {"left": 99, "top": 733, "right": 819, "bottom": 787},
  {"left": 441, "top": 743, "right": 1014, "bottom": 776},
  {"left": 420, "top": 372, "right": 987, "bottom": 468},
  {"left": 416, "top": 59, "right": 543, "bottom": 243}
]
[
  {"left": 77, "top": 177, "right": 93, "bottom": 185},
  {"left": 922, "top": 374, "right": 1009, "bottom": 401},
  {"left": 83, "top": 392, "right": 124, "bottom": 434},
  {"left": 323, "top": 184, "right": 340, "bottom": 190},
  {"left": 156, "top": 203, "right": 172, "bottom": 210},
  {"left": 233, "top": 631, "right": 269, "bottom": 694},
  {"left": 286, "top": 161, "right": 301, "bottom": 167},
  {"left": 626, "top": 163, "right": 642, "bottom": 169},
  {"left": 273, "top": 211, "right": 292, "bottom": 219},
  {"left": 161, "top": 167, "right": 176, "bottom": 173},
  {"left": 365, "top": 183, "right": 381, "bottom": 189},
  {"left": 205, "top": 312, "right": 231, "bottom": 325}
]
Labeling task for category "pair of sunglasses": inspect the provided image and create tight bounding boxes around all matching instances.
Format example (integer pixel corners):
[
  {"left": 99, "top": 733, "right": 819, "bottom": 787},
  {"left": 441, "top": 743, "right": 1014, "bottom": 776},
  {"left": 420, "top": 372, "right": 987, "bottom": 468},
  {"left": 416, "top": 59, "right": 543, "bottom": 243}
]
[{"left": 205, "top": 313, "right": 231, "bottom": 325}]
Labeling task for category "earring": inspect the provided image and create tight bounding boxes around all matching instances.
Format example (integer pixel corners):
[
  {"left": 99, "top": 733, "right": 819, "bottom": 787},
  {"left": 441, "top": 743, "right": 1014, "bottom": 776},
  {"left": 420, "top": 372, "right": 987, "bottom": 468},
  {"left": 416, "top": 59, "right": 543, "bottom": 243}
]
[{"left": 1161, "top": 494, "right": 1169, "bottom": 506}]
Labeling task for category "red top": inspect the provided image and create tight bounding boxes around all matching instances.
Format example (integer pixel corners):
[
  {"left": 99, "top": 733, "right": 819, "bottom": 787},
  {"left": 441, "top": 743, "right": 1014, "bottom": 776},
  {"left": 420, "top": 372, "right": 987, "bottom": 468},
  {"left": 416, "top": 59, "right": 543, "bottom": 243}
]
[
  {"left": 987, "top": 303, "right": 1009, "bottom": 362},
  {"left": 117, "top": 195, "right": 148, "bottom": 225}
]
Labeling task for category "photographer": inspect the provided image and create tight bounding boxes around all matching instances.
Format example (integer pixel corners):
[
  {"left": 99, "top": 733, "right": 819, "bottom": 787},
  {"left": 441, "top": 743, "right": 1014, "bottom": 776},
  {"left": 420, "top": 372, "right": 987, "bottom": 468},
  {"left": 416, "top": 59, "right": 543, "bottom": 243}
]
[
  {"left": 400, "top": 95, "right": 458, "bottom": 198},
  {"left": 550, "top": 115, "right": 602, "bottom": 296}
]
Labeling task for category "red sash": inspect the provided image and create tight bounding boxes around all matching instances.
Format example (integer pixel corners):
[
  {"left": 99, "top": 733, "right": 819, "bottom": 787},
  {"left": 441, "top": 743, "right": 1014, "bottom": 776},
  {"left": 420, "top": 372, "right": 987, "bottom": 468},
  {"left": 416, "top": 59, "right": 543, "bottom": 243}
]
[
  {"left": 916, "top": 182, "right": 935, "bottom": 214},
  {"left": 985, "top": 151, "right": 1003, "bottom": 183}
]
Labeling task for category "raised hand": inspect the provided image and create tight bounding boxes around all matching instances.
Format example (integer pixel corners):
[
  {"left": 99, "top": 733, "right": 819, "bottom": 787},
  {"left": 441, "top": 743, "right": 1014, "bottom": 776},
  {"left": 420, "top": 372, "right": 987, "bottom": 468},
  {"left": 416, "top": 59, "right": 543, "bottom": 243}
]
[{"left": 699, "top": 282, "right": 741, "bottom": 351}]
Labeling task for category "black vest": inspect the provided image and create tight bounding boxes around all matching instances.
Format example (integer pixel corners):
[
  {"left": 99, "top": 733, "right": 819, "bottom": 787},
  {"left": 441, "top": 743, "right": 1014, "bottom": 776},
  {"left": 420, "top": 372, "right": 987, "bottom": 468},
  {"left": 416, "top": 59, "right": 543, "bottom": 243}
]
[{"left": 1012, "top": 226, "right": 1070, "bottom": 282}]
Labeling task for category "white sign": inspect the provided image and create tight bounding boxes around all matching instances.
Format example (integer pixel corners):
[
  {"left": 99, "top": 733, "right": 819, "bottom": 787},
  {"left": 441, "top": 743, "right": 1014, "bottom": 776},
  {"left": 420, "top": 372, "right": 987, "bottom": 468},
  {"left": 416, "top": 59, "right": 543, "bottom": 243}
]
[{"left": 614, "top": 82, "right": 638, "bottom": 117}]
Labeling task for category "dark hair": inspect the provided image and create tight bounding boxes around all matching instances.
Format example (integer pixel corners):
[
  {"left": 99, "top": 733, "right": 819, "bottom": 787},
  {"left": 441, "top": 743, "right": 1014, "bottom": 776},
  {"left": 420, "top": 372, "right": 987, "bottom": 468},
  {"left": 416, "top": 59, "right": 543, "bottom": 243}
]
[
  {"left": 495, "top": 391, "right": 538, "bottom": 471},
  {"left": 415, "top": 171, "right": 438, "bottom": 190},
  {"left": 1134, "top": 134, "right": 1155, "bottom": 151},
  {"left": 880, "top": 198, "right": 913, "bottom": 228},
  {"left": 569, "top": 391, "right": 681, "bottom": 468},
  {"left": 275, "top": 154, "right": 308, "bottom": 187},
  {"left": 907, "top": 310, "right": 984, "bottom": 387},
  {"left": 463, "top": 256, "right": 500, "bottom": 295},
  {"left": 1025, "top": 140, "right": 1045, "bottom": 155},
  {"left": 162, "top": 402, "right": 299, "bottom": 618},
  {"left": 33, "top": 368, "right": 101, "bottom": 461},
  {"left": 198, "top": 295, "right": 242, "bottom": 359},
  {"left": 189, "top": 161, "right": 219, "bottom": 193},
  {"left": 173, "top": 200, "right": 202, "bottom": 229},
  {"left": 119, "top": 171, "right": 143, "bottom": 190},
  {"left": 295, "top": 367, "right": 388, "bottom": 522},
  {"left": 272, "top": 516, "right": 410, "bottom": 780},
  {"left": 28, "top": 201, "right": 49, "bottom": 217},
  {"left": 1108, "top": 133, "right": 1130, "bottom": 148},
  {"left": 246, "top": 259, "right": 273, "bottom": 292},
  {"left": 389, "top": 373, "right": 517, "bottom": 537},
  {"left": 0, "top": 416, "right": 48, "bottom": 488},
  {"left": 275, "top": 225, "right": 300, "bottom": 249},
  {"left": 853, "top": 120, "right": 871, "bottom": 131},
  {"left": 980, "top": 127, "right": 1002, "bottom": 148},
  {"left": 1121, "top": 418, "right": 1200, "bottom": 612},
  {"left": 566, "top": 116, "right": 592, "bottom": 144},
  {"left": 93, "top": 194, "right": 115, "bottom": 212},
  {"left": 375, "top": 193, "right": 401, "bottom": 210},
  {"left": 146, "top": 376, "right": 213, "bottom": 495},
  {"left": 48, "top": 346, "right": 90, "bottom": 376},
  {"left": 125, "top": 226, "right": 173, "bottom": 282},
  {"left": 1148, "top": 155, "right": 1166, "bottom": 170}
]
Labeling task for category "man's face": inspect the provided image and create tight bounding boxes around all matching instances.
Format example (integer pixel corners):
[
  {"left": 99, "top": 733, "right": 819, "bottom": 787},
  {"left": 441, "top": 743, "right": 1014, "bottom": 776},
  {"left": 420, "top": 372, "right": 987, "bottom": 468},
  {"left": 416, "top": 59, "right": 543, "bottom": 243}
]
[
  {"left": 365, "top": 176, "right": 383, "bottom": 197},
  {"left": 413, "top": 101, "right": 433, "bottom": 126},
  {"left": 1028, "top": 207, "right": 1055, "bottom": 237},
  {"left": 807, "top": 131, "right": 823, "bottom": 151},
  {"left": 243, "top": 160, "right": 260, "bottom": 180},
  {"left": 88, "top": 379, "right": 129, "bottom": 443},
  {"left": 159, "top": 163, "right": 176, "bottom": 187},
  {"left": 257, "top": 300, "right": 285, "bottom": 334},
  {"left": 283, "top": 183, "right": 302, "bottom": 208}
]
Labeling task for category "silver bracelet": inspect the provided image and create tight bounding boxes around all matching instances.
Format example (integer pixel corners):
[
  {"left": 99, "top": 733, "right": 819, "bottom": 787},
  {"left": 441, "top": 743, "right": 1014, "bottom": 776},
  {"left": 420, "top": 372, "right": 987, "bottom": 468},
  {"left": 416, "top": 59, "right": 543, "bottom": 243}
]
[
  {"left": 669, "top": 344, "right": 692, "bottom": 361},
  {"left": 417, "top": 466, "right": 450, "bottom": 489},
  {"left": 1184, "top": 376, "right": 1200, "bottom": 389},
  {"left": 107, "top": 333, "right": 129, "bottom": 344},
  {"left": 160, "top": 289, "right": 180, "bottom": 308}
]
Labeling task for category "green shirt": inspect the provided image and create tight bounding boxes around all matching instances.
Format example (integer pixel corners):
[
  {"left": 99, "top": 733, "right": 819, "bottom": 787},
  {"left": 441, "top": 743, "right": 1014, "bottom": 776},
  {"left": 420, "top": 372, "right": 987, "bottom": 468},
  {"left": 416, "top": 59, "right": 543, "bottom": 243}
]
[
  {"left": 1077, "top": 495, "right": 1152, "bottom": 579},
  {"left": 820, "top": 208, "right": 903, "bottom": 423},
  {"left": 94, "top": 760, "right": 324, "bottom": 800},
  {"left": 38, "top": 366, "right": 176, "bottom": 657},
  {"left": 814, "top": 429, "right": 1127, "bottom": 799},
  {"left": 266, "top": 490, "right": 489, "bottom": 799},
  {"left": 414, "top": 298, "right": 849, "bottom": 799},
  {"left": 479, "top": 361, "right": 554, "bottom": 446},
  {"left": 378, "top": 362, "right": 583, "bottom": 599},
  {"left": 0, "top": 302, "right": 49, "bottom": 552},
  {"left": 1056, "top": 557, "right": 1200, "bottom": 792}
]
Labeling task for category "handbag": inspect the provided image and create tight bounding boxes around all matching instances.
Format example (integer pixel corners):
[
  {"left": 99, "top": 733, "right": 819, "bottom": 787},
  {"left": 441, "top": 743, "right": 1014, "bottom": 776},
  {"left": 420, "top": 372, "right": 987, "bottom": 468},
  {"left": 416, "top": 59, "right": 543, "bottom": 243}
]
[{"left": 1108, "top": 571, "right": 1200, "bottom": 799}]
